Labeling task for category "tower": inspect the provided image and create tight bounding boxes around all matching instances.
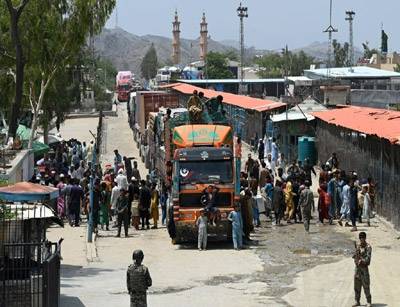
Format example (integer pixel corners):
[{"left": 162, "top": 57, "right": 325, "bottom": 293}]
[
  {"left": 172, "top": 10, "right": 181, "bottom": 65},
  {"left": 345, "top": 10, "right": 355, "bottom": 70},
  {"left": 323, "top": 0, "right": 338, "bottom": 77},
  {"left": 199, "top": 13, "right": 208, "bottom": 62}
]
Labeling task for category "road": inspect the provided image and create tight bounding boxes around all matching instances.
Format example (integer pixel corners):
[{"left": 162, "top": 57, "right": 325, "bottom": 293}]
[{"left": 48, "top": 103, "right": 400, "bottom": 307}]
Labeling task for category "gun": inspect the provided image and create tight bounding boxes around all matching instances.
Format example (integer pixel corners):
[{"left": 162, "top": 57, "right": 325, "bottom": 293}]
[{"left": 353, "top": 241, "right": 360, "bottom": 265}]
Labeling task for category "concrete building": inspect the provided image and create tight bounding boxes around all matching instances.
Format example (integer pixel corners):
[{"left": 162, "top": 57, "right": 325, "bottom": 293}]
[
  {"left": 172, "top": 10, "right": 181, "bottom": 65},
  {"left": 304, "top": 66, "right": 400, "bottom": 109},
  {"left": 199, "top": 13, "right": 208, "bottom": 62},
  {"left": 360, "top": 52, "right": 400, "bottom": 72}
]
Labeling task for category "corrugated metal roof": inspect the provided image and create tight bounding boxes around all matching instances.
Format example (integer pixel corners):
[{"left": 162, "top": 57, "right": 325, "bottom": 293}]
[
  {"left": 163, "top": 83, "right": 286, "bottom": 112},
  {"left": 177, "top": 78, "right": 285, "bottom": 84},
  {"left": 305, "top": 66, "right": 400, "bottom": 79},
  {"left": 271, "top": 99, "right": 328, "bottom": 122},
  {"left": 312, "top": 106, "right": 400, "bottom": 144}
]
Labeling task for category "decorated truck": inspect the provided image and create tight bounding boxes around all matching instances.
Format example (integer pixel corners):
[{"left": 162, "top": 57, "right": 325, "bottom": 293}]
[{"left": 147, "top": 109, "right": 238, "bottom": 244}]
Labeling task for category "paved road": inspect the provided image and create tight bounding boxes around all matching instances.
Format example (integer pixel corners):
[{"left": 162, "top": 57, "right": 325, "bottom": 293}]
[{"left": 49, "top": 103, "right": 400, "bottom": 307}]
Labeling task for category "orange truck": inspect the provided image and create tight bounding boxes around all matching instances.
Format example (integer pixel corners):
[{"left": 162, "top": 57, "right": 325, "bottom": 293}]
[{"left": 147, "top": 112, "right": 237, "bottom": 244}]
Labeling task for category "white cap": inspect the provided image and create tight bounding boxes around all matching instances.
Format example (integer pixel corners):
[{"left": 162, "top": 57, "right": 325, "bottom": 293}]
[
  {"left": 118, "top": 169, "right": 123, "bottom": 174},
  {"left": 59, "top": 174, "right": 65, "bottom": 178},
  {"left": 131, "top": 176, "right": 137, "bottom": 181}
]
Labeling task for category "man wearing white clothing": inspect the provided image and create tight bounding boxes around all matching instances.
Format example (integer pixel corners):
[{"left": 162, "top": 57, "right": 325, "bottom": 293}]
[{"left": 116, "top": 168, "right": 129, "bottom": 190}]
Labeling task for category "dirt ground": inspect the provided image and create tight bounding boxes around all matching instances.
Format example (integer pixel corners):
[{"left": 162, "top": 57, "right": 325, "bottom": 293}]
[{"left": 48, "top": 103, "right": 400, "bottom": 307}]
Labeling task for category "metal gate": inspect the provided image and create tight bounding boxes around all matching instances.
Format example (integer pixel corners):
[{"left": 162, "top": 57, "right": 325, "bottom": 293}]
[
  {"left": 42, "top": 243, "right": 61, "bottom": 307},
  {"left": 0, "top": 241, "right": 61, "bottom": 307}
]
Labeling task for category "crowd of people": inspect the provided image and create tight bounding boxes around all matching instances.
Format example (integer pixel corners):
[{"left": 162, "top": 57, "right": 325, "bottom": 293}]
[
  {"left": 32, "top": 137, "right": 166, "bottom": 237},
  {"left": 237, "top": 141, "right": 376, "bottom": 235}
]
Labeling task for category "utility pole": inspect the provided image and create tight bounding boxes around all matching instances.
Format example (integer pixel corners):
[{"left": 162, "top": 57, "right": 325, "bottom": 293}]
[
  {"left": 323, "top": 0, "right": 338, "bottom": 78},
  {"left": 346, "top": 10, "right": 355, "bottom": 71},
  {"left": 237, "top": 2, "right": 248, "bottom": 95},
  {"left": 87, "top": 142, "right": 97, "bottom": 243}
]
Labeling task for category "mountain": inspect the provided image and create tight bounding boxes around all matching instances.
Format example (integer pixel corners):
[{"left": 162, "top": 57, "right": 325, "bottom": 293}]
[
  {"left": 94, "top": 27, "right": 236, "bottom": 76},
  {"left": 94, "top": 28, "right": 365, "bottom": 77},
  {"left": 293, "top": 41, "right": 363, "bottom": 62}
]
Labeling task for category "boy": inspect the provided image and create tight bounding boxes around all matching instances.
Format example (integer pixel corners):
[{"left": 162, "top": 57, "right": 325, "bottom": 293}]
[
  {"left": 131, "top": 194, "right": 140, "bottom": 230},
  {"left": 228, "top": 204, "right": 243, "bottom": 250},
  {"left": 196, "top": 210, "right": 208, "bottom": 251}
]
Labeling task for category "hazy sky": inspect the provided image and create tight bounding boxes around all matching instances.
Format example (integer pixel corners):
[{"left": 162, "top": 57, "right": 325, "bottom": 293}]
[{"left": 106, "top": 0, "right": 400, "bottom": 51}]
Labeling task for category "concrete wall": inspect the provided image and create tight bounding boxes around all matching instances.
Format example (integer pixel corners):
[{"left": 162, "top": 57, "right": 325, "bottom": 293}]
[
  {"left": 0, "top": 150, "right": 34, "bottom": 184},
  {"left": 351, "top": 89, "right": 400, "bottom": 109},
  {"left": 315, "top": 120, "right": 400, "bottom": 229}
]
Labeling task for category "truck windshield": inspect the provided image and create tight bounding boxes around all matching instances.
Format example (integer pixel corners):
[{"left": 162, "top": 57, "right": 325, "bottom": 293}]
[
  {"left": 179, "top": 160, "right": 233, "bottom": 184},
  {"left": 118, "top": 84, "right": 130, "bottom": 91}
]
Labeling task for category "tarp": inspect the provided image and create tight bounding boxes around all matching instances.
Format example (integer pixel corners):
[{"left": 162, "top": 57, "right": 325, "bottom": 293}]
[
  {"left": 312, "top": 106, "right": 400, "bottom": 144},
  {"left": 16, "top": 124, "right": 50, "bottom": 157},
  {"left": 0, "top": 182, "right": 59, "bottom": 202}
]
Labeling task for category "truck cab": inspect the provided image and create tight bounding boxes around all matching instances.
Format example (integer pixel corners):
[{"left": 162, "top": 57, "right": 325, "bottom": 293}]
[{"left": 167, "top": 124, "right": 236, "bottom": 243}]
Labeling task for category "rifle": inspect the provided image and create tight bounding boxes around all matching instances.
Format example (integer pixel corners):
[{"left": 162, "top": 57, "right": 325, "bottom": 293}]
[{"left": 353, "top": 241, "right": 360, "bottom": 266}]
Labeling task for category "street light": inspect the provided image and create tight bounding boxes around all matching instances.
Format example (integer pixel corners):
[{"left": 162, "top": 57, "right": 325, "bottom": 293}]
[{"left": 237, "top": 2, "right": 248, "bottom": 95}]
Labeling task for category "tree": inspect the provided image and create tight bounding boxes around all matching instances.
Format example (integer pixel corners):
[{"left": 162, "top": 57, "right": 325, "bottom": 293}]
[
  {"left": 140, "top": 44, "right": 158, "bottom": 80},
  {"left": 204, "top": 51, "right": 234, "bottom": 79},
  {"left": 223, "top": 50, "right": 239, "bottom": 62},
  {"left": 24, "top": 0, "right": 115, "bottom": 148},
  {"left": 1, "top": 0, "right": 115, "bottom": 146},
  {"left": 3, "top": 0, "right": 30, "bottom": 140},
  {"left": 255, "top": 50, "right": 314, "bottom": 78},
  {"left": 332, "top": 39, "right": 350, "bottom": 67},
  {"left": 362, "top": 42, "right": 379, "bottom": 59}
]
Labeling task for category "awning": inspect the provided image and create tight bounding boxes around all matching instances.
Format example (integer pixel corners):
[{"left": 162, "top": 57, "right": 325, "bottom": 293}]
[{"left": 0, "top": 182, "right": 59, "bottom": 202}]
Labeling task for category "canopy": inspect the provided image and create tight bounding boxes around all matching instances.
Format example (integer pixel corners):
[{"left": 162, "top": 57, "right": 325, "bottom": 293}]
[
  {"left": 16, "top": 124, "right": 50, "bottom": 157},
  {"left": 0, "top": 182, "right": 59, "bottom": 202}
]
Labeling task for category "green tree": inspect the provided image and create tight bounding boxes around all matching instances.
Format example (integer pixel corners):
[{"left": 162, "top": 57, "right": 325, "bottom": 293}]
[
  {"left": 362, "top": 42, "right": 379, "bottom": 59},
  {"left": 332, "top": 39, "right": 350, "bottom": 67},
  {"left": 223, "top": 50, "right": 239, "bottom": 62},
  {"left": 140, "top": 44, "right": 158, "bottom": 80},
  {"left": 205, "top": 51, "right": 234, "bottom": 79},
  {"left": 1, "top": 0, "right": 115, "bottom": 146}
]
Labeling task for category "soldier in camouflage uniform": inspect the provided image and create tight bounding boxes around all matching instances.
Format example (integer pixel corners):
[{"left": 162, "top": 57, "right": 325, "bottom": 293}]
[
  {"left": 352, "top": 231, "right": 372, "bottom": 307},
  {"left": 127, "top": 250, "right": 152, "bottom": 307}
]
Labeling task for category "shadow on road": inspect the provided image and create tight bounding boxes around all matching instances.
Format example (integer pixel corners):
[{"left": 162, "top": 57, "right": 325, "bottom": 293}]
[
  {"left": 60, "top": 294, "right": 86, "bottom": 307},
  {"left": 61, "top": 264, "right": 114, "bottom": 279}
]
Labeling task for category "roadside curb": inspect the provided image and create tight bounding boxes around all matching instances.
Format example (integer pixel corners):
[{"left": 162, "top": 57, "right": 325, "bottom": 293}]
[
  {"left": 374, "top": 214, "right": 400, "bottom": 237},
  {"left": 85, "top": 229, "right": 99, "bottom": 263}
]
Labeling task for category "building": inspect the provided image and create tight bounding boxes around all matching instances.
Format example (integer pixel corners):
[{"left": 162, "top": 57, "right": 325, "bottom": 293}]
[
  {"left": 163, "top": 82, "right": 286, "bottom": 143},
  {"left": 177, "top": 78, "right": 285, "bottom": 98},
  {"left": 270, "top": 99, "right": 328, "bottom": 162},
  {"left": 360, "top": 52, "right": 400, "bottom": 72},
  {"left": 304, "top": 66, "right": 400, "bottom": 108},
  {"left": 172, "top": 10, "right": 181, "bottom": 65},
  {"left": 199, "top": 13, "right": 208, "bottom": 62},
  {"left": 312, "top": 106, "right": 400, "bottom": 229}
]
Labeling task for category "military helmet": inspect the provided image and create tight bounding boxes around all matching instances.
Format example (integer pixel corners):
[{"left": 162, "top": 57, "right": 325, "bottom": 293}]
[{"left": 132, "top": 249, "right": 144, "bottom": 262}]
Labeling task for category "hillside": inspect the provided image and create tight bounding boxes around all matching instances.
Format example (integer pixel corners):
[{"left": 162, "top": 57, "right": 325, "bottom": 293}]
[
  {"left": 94, "top": 27, "right": 236, "bottom": 76},
  {"left": 94, "top": 28, "right": 364, "bottom": 77}
]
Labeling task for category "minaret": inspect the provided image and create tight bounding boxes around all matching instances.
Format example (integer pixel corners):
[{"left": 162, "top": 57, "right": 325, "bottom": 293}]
[
  {"left": 200, "top": 12, "right": 208, "bottom": 61},
  {"left": 172, "top": 10, "right": 181, "bottom": 65}
]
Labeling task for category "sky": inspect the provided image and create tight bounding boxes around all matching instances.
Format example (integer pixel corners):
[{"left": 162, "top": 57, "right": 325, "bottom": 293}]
[{"left": 106, "top": 0, "right": 400, "bottom": 52}]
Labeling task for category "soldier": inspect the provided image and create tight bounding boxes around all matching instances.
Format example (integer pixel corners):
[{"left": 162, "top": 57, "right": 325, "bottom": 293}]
[
  {"left": 127, "top": 249, "right": 152, "bottom": 307},
  {"left": 352, "top": 231, "right": 372, "bottom": 307}
]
